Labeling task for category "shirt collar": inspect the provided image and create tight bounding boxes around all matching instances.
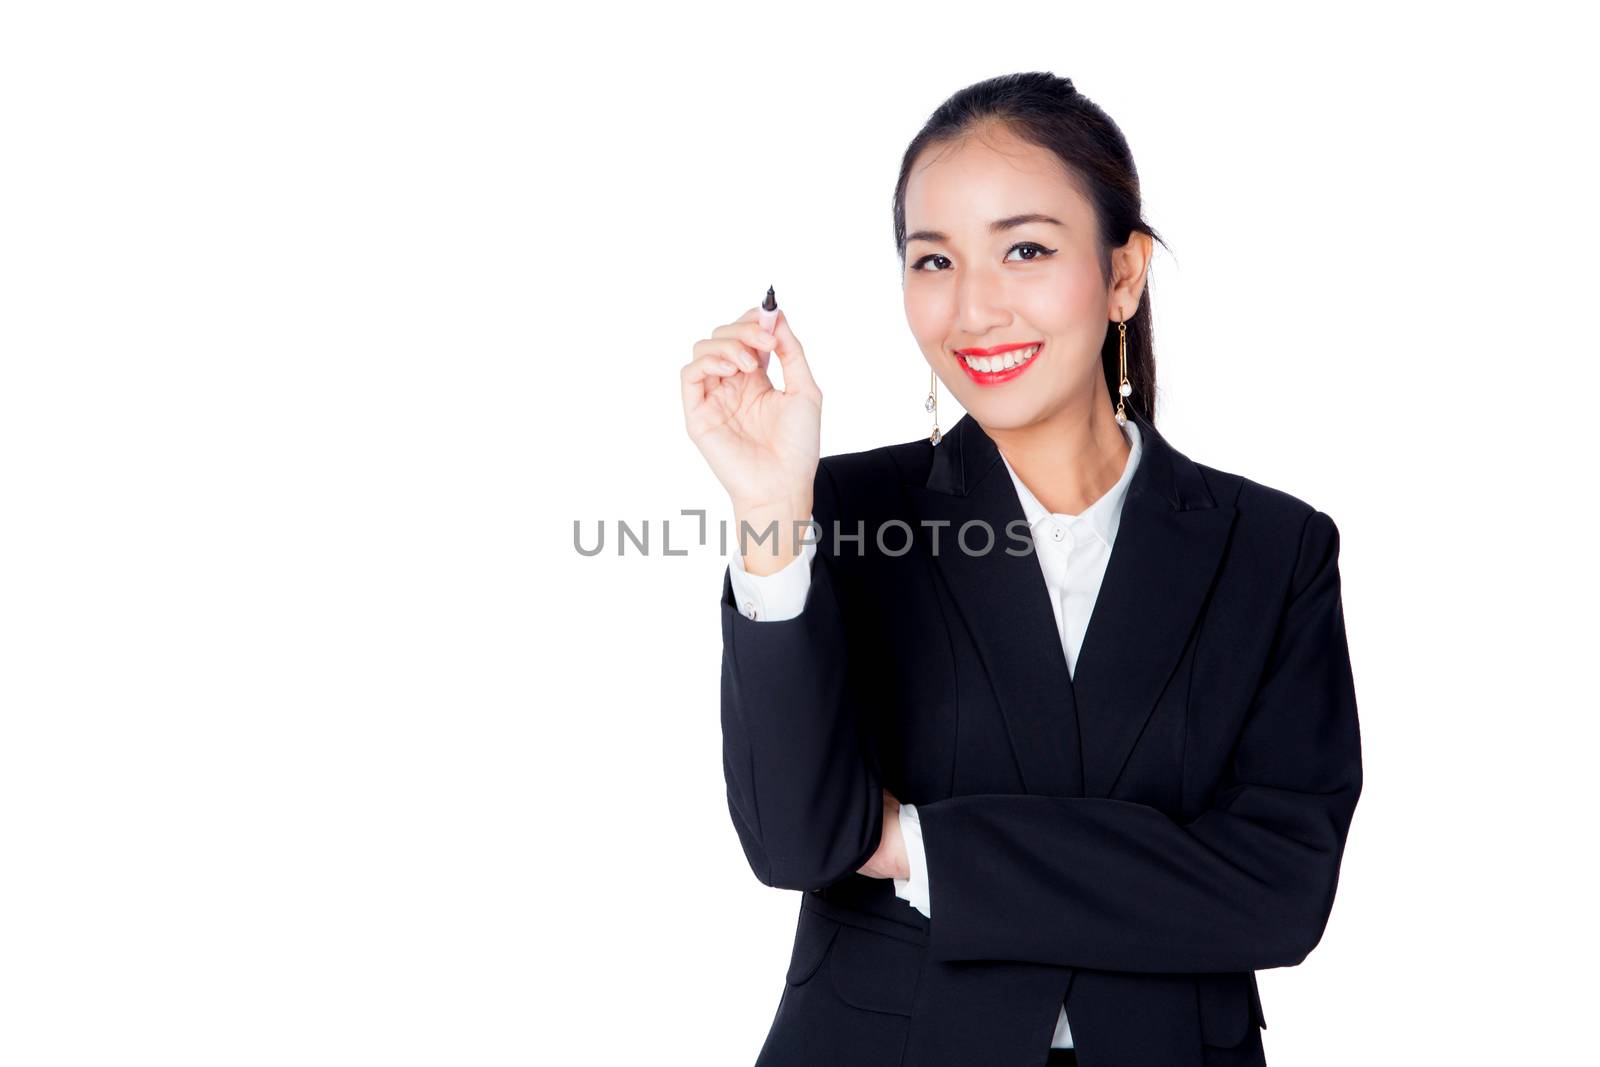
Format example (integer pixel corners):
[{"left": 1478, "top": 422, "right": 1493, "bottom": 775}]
[{"left": 998, "top": 418, "right": 1143, "bottom": 549}]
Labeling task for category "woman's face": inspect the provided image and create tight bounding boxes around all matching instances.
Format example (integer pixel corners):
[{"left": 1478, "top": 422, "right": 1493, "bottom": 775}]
[{"left": 902, "top": 126, "right": 1118, "bottom": 431}]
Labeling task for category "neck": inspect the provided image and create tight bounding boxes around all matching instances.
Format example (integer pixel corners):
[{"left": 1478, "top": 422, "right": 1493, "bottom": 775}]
[{"left": 987, "top": 398, "right": 1130, "bottom": 516}]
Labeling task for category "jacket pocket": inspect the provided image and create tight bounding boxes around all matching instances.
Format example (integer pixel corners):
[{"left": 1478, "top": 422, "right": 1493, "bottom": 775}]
[
  {"left": 785, "top": 905, "right": 840, "bottom": 985},
  {"left": 1195, "top": 972, "right": 1253, "bottom": 1048},
  {"left": 827, "top": 918, "right": 925, "bottom": 1017}
]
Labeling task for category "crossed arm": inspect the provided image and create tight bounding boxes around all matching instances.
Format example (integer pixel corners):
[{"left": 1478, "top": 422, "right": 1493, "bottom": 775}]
[{"left": 721, "top": 494, "right": 1360, "bottom": 974}]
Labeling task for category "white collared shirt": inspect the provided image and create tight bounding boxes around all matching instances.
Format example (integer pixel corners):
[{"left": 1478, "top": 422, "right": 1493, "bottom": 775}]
[{"left": 726, "top": 419, "right": 1143, "bottom": 1051}]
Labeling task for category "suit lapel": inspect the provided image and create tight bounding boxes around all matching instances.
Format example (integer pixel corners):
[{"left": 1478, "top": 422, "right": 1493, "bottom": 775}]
[
  {"left": 908, "top": 405, "right": 1235, "bottom": 799},
  {"left": 908, "top": 448, "right": 1084, "bottom": 798}
]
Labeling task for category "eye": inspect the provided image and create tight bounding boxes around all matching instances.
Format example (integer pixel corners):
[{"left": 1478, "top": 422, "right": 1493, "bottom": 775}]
[
  {"left": 1004, "top": 241, "right": 1058, "bottom": 263},
  {"left": 909, "top": 241, "right": 1058, "bottom": 272}
]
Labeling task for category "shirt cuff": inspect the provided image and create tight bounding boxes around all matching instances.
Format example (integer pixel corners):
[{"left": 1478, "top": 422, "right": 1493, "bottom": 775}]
[
  {"left": 726, "top": 525, "right": 817, "bottom": 622},
  {"left": 892, "top": 801, "right": 931, "bottom": 918}
]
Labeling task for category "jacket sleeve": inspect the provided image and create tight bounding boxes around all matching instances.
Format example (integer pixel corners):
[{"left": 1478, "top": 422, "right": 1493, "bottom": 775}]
[
  {"left": 719, "top": 459, "right": 884, "bottom": 892},
  {"left": 917, "top": 509, "right": 1362, "bottom": 973}
]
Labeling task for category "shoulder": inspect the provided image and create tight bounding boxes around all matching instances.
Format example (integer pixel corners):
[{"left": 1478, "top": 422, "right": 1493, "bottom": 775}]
[
  {"left": 801, "top": 435, "right": 934, "bottom": 561},
  {"left": 1195, "top": 457, "right": 1319, "bottom": 530},
  {"left": 815, "top": 433, "right": 932, "bottom": 507},
  {"left": 1192, "top": 457, "right": 1341, "bottom": 590}
]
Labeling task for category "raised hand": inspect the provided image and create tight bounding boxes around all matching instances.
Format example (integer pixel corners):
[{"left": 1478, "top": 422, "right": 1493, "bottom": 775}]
[{"left": 682, "top": 306, "right": 822, "bottom": 575}]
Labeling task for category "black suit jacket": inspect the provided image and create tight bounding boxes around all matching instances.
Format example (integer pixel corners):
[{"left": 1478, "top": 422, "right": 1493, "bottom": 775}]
[{"left": 718, "top": 404, "right": 1362, "bottom": 1067}]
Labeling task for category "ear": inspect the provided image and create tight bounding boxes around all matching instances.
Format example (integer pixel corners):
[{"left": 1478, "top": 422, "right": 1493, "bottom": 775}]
[{"left": 1108, "top": 231, "right": 1153, "bottom": 320}]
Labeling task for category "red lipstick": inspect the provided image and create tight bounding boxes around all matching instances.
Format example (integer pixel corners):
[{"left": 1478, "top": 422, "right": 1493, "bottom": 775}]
[{"left": 955, "top": 341, "right": 1043, "bottom": 386}]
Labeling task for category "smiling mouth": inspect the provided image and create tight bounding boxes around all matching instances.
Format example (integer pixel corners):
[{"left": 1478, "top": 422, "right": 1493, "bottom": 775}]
[
  {"left": 953, "top": 342, "right": 1043, "bottom": 379},
  {"left": 953, "top": 347, "right": 1043, "bottom": 375}
]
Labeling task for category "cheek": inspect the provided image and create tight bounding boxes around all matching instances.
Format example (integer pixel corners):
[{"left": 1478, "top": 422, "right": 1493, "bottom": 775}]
[
  {"left": 903, "top": 283, "right": 946, "bottom": 343},
  {"left": 1020, "top": 259, "right": 1103, "bottom": 332}
]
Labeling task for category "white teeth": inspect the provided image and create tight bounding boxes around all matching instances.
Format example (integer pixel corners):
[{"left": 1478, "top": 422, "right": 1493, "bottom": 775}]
[{"left": 962, "top": 344, "right": 1039, "bottom": 372}]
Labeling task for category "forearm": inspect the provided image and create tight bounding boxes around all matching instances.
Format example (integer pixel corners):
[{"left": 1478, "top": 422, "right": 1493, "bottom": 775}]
[
  {"left": 921, "top": 510, "right": 1362, "bottom": 973},
  {"left": 719, "top": 465, "right": 881, "bottom": 891},
  {"left": 917, "top": 787, "right": 1357, "bottom": 972}
]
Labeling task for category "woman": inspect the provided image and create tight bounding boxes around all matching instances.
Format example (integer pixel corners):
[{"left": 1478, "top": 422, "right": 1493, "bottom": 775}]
[{"left": 681, "top": 72, "right": 1361, "bottom": 1067}]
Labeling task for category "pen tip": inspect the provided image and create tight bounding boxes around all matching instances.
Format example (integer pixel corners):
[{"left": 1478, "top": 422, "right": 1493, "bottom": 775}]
[{"left": 762, "top": 285, "right": 777, "bottom": 312}]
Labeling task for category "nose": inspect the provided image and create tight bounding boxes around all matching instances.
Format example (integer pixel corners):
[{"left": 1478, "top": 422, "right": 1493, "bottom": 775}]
[{"left": 953, "top": 262, "right": 1011, "bottom": 341}]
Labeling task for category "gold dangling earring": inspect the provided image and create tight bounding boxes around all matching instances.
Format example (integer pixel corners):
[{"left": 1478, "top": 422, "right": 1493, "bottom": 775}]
[
  {"left": 925, "top": 367, "right": 943, "bottom": 446},
  {"left": 1115, "top": 314, "right": 1132, "bottom": 426}
]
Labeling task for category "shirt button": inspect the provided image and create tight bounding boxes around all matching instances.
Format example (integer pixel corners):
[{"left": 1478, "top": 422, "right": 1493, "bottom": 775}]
[
  {"left": 743, "top": 601, "right": 759, "bottom": 620},
  {"left": 1051, "top": 525, "right": 1066, "bottom": 542}
]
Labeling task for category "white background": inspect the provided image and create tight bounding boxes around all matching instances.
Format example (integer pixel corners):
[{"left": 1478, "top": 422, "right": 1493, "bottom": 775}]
[{"left": 3, "top": 3, "right": 1596, "bottom": 1064}]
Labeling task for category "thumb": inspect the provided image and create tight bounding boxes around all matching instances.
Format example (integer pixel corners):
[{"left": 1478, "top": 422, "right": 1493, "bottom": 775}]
[{"left": 770, "top": 310, "right": 818, "bottom": 396}]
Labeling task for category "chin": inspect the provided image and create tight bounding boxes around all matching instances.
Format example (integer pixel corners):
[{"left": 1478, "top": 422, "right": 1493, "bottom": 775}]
[{"left": 956, "top": 394, "right": 1050, "bottom": 432}]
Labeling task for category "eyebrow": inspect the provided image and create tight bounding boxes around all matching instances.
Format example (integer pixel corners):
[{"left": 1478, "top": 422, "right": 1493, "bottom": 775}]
[{"left": 904, "top": 213, "right": 1065, "bottom": 246}]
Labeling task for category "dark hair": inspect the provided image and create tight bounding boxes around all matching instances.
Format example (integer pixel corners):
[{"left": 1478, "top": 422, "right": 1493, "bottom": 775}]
[{"left": 892, "top": 72, "right": 1169, "bottom": 425}]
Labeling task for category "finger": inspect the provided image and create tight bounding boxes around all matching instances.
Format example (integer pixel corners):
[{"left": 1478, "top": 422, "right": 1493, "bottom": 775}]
[
  {"left": 683, "top": 352, "right": 743, "bottom": 382},
  {"left": 693, "top": 336, "right": 760, "bottom": 372},
  {"left": 709, "top": 308, "right": 762, "bottom": 335},
  {"left": 710, "top": 321, "right": 779, "bottom": 360},
  {"left": 680, "top": 353, "right": 744, "bottom": 413},
  {"left": 769, "top": 310, "right": 818, "bottom": 395}
]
